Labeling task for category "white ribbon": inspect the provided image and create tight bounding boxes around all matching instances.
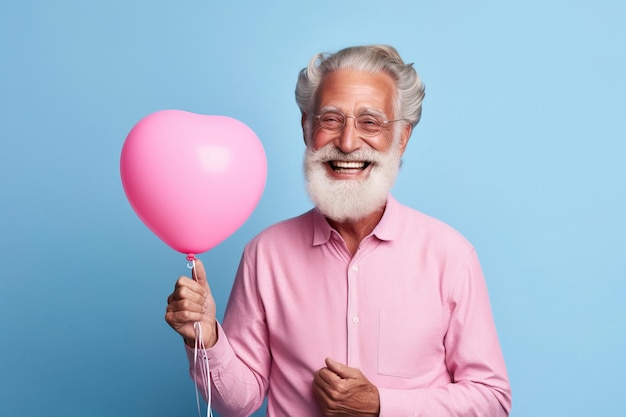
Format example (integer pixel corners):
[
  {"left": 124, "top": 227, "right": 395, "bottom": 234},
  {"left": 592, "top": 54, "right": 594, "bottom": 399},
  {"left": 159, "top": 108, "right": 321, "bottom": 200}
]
[{"left": 190, "top": 259, "right": 213, "bottom": 417}]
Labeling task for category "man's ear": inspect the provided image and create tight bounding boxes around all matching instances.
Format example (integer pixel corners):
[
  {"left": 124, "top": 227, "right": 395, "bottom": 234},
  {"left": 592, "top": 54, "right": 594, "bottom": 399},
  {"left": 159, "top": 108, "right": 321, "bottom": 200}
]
[
  {"left": 301, "top": 112, "right": 308, "bottom": 144},
  {"left": 398, "top": 123, "right": 413, "bottom": 155}
]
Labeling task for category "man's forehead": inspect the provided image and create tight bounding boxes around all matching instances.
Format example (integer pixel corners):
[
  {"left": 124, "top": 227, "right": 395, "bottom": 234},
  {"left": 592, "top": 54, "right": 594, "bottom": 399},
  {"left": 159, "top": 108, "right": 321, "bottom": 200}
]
[{"left": 314, "top": 69, "right": 396, "bottom": 114}]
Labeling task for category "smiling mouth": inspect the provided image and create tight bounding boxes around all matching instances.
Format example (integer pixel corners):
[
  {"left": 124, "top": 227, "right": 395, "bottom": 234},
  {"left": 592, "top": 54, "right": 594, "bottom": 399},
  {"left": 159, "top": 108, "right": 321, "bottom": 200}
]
[{"left": 328, "top": 160, "right": 372, "bottom": 173}]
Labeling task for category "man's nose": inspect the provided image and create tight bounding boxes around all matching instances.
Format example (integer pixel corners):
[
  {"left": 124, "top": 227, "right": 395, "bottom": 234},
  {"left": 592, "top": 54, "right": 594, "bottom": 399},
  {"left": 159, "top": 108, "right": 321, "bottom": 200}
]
[{"left": 335, "top": 116, "right": 361, "bottom": 153}]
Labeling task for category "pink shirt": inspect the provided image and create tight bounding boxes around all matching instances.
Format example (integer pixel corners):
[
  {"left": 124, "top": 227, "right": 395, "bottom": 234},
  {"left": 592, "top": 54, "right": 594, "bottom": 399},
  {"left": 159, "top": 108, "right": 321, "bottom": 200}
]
[{"left": 187, "top": 196, "right": 512, "bottom": 416}]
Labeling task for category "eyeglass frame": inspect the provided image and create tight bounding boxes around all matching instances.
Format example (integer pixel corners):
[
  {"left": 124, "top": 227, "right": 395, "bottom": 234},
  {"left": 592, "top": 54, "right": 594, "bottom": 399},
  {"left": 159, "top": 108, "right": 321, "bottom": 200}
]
[{"left": 312, "top": 109, "right": 408, "bottom": 137}]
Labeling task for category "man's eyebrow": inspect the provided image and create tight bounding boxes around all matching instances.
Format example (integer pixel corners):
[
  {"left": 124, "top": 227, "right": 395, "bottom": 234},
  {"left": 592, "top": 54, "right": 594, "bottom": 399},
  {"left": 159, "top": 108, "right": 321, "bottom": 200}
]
[
  {"left": 356, "top": 108, "right": 386, "bottom": 117},
  {"left": 317, "top": 106, "right": 387, "bottom": 117},
  {"left": 317, "top": 105, "right": 341, "bottom": 113}
]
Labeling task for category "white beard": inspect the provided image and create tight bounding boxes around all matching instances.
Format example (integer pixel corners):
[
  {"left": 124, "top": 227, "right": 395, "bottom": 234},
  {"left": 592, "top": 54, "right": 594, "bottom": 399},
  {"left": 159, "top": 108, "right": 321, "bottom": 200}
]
[{"left": 304, "top": 139, "right": 403, "bottom": 222}]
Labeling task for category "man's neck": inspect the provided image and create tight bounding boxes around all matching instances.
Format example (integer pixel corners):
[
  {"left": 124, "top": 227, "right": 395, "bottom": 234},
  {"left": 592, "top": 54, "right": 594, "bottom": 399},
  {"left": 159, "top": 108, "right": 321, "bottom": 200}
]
[{"left": 325, "top": 207, "right": 385, "bottom": 257}]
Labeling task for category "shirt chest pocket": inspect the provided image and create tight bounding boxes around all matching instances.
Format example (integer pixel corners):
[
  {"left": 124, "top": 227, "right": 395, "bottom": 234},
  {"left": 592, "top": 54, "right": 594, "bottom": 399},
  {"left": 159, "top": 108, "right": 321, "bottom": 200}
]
[{"left": 378, "top": 303, "right": 448, "bottom": 379}]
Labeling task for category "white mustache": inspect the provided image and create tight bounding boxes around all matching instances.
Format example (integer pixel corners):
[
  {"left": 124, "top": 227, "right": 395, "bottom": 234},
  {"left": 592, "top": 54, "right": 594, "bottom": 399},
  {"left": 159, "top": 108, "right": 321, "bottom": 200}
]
[{"left": 309, "top": 145, "right": 384, "bottom": 164}]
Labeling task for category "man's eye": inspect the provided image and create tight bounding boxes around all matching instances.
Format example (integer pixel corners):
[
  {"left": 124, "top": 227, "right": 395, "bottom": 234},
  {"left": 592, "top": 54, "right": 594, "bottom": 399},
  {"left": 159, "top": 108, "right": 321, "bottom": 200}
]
[
  {"left": 361, "top": 114, "right": 382, "bottom": 123},
  {"left": 321, "top": 114, "right": 343, "bottom": 126},
  {"left": 358, "top": 115, "right": 382, "bottom": 131}
]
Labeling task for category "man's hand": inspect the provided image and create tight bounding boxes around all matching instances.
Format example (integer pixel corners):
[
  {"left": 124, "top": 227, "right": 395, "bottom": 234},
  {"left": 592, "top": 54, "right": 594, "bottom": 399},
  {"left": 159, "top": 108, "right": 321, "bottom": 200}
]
[
  {"left": 313, "top": 358, "right": 380, "bottom": 417},
  {"left": 164, "top": 259, "right": 218, "bottom": 347}
]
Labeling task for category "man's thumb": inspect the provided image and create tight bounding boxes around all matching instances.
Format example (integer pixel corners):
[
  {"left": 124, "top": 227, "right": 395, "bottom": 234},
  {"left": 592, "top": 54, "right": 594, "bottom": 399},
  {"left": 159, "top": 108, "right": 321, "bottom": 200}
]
[{"left": 191, "top": 259, "right": 208, "bottom": 287}]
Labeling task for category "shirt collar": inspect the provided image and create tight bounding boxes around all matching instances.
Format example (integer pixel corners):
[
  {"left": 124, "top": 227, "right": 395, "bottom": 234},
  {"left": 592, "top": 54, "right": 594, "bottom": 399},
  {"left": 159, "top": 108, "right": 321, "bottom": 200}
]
[
  {"left": 311, "top": 194, "right": 400, "bottom": 246},
  {"left": 372, "top": 194, "right": 399, "bottom": 241}
]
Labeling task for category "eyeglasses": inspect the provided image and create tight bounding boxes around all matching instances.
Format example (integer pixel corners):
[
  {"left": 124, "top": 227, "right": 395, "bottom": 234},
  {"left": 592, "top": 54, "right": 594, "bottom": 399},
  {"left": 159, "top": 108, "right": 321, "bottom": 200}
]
[{"left": 313, "top": 110, "right": 406, "bottom": 137}]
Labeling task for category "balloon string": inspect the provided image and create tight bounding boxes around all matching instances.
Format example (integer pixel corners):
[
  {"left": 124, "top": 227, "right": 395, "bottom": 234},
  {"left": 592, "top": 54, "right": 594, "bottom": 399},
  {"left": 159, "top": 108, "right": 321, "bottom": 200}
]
[{"left": 190, "top": 259, "right": 213, "bottom": 417}]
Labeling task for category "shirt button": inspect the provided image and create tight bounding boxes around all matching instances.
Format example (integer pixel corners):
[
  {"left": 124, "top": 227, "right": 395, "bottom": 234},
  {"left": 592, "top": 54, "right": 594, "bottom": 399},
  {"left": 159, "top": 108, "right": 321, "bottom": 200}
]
[
  {"left": 352, "top": 316, "right": 359, "bottom": 324},
  {"left": 351, "top": 265, "right": 358, "bottom": 272}
]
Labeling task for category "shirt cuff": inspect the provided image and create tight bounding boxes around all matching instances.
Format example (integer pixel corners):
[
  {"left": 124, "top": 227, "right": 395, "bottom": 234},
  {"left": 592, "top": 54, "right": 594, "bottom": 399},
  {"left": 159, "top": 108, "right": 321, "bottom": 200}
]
[
  {"left": 378, "top": 387, "right": 419, "bottom": 416},
  {"left": 184, "top": 322, "right": 236, "bottom": 373}
]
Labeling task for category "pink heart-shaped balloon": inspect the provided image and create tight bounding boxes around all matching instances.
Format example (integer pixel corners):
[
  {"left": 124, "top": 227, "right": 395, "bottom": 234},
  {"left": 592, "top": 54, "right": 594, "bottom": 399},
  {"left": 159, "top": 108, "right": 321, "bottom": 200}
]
[{"left": 120, "top": 109, "right": 267, "bottom": 257}]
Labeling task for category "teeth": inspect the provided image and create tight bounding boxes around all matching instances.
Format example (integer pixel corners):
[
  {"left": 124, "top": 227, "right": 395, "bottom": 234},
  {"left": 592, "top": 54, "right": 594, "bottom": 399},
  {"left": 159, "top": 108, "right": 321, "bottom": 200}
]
[{"left": 332, "top": 160, "right": 366, "bottom": 169}]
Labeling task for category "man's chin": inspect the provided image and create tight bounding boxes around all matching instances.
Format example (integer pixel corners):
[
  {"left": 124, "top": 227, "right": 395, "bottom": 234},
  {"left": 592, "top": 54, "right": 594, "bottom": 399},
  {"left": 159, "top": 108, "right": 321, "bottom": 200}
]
[
  {"left": 308, "top": 182, "right": 388, "bottom": 223},
  {"left": 320, "top": 205, "right": 384, "bottom": 223}
]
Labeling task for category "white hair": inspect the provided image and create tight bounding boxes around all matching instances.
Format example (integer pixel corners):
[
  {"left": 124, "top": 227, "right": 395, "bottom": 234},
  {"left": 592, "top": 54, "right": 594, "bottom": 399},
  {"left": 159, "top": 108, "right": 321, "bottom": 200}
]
[{"left": 295, "top": 45, "right": 425, "bottom": 129}]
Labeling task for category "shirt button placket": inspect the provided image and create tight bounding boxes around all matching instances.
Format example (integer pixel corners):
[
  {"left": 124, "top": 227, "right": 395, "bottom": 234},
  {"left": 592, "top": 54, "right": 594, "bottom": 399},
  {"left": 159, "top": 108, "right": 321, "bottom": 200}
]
[{"left": 347, "top": 263, "right": 359, "bottom": 367}]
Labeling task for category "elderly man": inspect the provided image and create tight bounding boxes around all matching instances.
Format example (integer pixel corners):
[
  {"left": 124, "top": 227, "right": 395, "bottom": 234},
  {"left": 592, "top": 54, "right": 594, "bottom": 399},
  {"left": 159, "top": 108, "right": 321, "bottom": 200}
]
[{"left": 165, "top": 45, "right": 512, "bottom": 416}]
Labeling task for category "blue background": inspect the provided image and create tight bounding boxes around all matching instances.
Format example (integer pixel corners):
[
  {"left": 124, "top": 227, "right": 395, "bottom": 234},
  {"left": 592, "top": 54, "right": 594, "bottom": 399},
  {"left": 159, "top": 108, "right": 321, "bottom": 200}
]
[{"left": 1, "top": 1, "right": 624, "bottom": 416}]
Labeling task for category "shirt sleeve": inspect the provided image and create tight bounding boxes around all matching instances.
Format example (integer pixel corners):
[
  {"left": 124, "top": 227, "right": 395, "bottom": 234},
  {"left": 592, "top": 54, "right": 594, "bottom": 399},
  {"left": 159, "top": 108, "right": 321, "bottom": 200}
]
[
  {"left": 185, "top": 251, "right": 270, "bottom": 417},
  {"left": 378, "top": 249, "right": 512, "bottom": 417}
]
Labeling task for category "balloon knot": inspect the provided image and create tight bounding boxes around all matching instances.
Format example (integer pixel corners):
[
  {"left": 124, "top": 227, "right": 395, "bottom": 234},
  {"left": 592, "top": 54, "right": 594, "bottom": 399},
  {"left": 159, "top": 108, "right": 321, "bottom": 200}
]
[{"left": 186, "top": 254, "right": 196, "bottom": 262}]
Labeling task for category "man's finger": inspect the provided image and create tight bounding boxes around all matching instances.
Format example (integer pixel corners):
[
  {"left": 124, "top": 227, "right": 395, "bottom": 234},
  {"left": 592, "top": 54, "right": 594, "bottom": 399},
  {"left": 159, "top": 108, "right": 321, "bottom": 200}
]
[
  {"left": 315, "top": 367, "right": 340, "bottom": 389},
  {"left": 325, "top": 357, "right": 358, "bottom": 379},
  {"left": 172, "top": 277, "right": 206, "bottom": 302}
]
